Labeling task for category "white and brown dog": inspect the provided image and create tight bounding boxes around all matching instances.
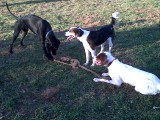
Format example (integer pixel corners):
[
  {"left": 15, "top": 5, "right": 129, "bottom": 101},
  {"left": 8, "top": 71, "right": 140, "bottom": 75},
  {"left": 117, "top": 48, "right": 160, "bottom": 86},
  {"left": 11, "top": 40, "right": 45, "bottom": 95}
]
[
  {"left": 65, "top": 12, "right": 120, "bottom": 66},
  {"left": 93, "top": 52, "right": 160, "bottom": 95}
]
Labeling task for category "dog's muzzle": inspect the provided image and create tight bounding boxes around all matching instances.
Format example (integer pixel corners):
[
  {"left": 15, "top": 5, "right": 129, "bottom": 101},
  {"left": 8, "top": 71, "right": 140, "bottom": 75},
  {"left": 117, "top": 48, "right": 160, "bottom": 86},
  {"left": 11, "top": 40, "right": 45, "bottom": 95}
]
[
  {"left": 65, "top": 31, "right": 75, "bottom": 40},
  {"left": 66, "top": 35, "right": 75, "bottom": 40},
  {"left": 96, "top": 61, "right": 102, "bottom": 66}
]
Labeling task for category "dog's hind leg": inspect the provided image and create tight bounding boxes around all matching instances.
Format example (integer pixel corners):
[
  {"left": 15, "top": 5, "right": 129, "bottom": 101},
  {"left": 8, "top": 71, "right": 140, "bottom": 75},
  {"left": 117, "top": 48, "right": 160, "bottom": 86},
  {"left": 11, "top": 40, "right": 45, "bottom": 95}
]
[
  {"left": 9, "top": 30, "right": 21, "bottom": 53},
  {"left": 107, "top": 37, "right": 113, "bottom": 52},
  {"left": 20, "top": 29, "right": 28, "bottom": 47},
  {"left": 102, "top": 73, "right": 109, "bottom": 77},
  {"left": 98, "top": 43, "right": 105, "bottom": 55}
]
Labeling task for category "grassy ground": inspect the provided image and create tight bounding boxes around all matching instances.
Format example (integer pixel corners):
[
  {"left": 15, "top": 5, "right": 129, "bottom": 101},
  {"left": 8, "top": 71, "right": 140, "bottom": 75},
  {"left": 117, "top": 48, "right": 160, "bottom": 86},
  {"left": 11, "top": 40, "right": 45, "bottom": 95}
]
[{"left": 0, "top": 0, "right": 160, "bottom": 119}]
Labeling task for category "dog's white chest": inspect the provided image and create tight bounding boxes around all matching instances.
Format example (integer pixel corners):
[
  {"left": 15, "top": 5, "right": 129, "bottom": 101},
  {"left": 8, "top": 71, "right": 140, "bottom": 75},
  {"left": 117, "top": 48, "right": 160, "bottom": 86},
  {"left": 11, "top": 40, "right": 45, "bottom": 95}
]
[
  {"left": 77, "top": 31, "right": 93, "bottom": 51},
  {"left": 82, "top": 40, "right": 92, "bottom": 50},
  {"left": 77, "top": 30, "right": 89, "bottom": 42}
]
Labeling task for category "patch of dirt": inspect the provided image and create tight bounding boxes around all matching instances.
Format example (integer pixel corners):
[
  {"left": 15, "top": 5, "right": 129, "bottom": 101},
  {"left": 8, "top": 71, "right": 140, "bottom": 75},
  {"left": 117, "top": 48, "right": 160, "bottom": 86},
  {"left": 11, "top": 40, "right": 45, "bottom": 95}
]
[
  {"left": 84, "top": 21, "right": 102, "bottom": 29},
  {"left": 123, "top": 8, "right": 160, "bottom": 21},
  {"left": 76, "top": 15, "right": 104, "bottom": 29},
  {"left": 0, "top": 49, "right": 10, "bottom": 56},
  {"left": 40, "top": 85, "right": 61, "bottom": 101}
]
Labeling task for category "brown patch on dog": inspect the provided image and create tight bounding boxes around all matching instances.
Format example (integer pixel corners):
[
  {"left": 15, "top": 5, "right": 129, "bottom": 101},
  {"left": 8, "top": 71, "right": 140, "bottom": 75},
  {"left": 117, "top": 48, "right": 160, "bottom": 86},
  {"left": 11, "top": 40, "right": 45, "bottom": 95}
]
[
  {"left": 69, "top": 28, "right": 83, "bottom": 37},
  {"left": 69, "top": 28, "right": 78, "bottom": 35},
  {"left": 96, "top": 53, "right": 108, "bottom": 66}
]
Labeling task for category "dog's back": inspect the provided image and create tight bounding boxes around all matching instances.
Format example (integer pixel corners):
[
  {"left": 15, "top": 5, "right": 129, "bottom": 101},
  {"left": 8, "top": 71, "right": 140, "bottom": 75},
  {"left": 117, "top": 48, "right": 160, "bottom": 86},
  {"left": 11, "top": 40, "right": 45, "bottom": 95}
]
[
  {"left": 89, "top": 25, "right": 115, "bottom": 46},
  {"left": 19, "top": 14, "right": 52, "bottom": 35}
]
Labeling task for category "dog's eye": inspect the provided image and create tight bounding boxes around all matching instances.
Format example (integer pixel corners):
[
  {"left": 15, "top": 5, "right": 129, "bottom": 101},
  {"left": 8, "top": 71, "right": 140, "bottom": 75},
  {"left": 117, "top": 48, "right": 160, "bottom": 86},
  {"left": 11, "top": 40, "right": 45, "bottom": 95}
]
[
  {"left": 69, "top": 29, "right": 74, "bottom": 32},
  {"left": 96, "top": 61, "right": 101, "bottom": 64}
]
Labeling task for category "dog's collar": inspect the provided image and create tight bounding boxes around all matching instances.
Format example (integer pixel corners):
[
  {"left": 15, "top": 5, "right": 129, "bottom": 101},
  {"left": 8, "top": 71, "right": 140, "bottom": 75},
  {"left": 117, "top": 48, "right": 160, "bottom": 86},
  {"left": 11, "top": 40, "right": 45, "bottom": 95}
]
[
  {"left": 107, "top": 59, "right": 116, "bottom": 67},
  {"left": 46, "top": 30, "right": 53, "bottom": 38}
]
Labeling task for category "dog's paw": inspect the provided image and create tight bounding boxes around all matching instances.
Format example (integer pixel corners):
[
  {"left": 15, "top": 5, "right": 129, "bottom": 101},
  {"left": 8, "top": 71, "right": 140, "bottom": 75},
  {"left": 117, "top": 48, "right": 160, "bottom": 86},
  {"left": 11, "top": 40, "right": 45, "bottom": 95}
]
[
  {"left": 91, "top": 64, "right": 95, "bottom": 67},
  {"left": 20, "top": 42, "right": 25, "bottom": 47},
  {"left": 48, "top": 57, "right": 54, "bottom": 61},
  {"left": 83, "top": 63, "right": 89, "bottom": 66},
  {"left": 93, "top": 78, "right": 100, "bottom": 82},
  {"left": 102, "top": 73, "right": 109, "bottom": 77},
  {"left": 45, "top": 55, "right": 54, "bottom": 61},
  {"left": 9, "top": 50, "right": 13, "bottom": 54}
]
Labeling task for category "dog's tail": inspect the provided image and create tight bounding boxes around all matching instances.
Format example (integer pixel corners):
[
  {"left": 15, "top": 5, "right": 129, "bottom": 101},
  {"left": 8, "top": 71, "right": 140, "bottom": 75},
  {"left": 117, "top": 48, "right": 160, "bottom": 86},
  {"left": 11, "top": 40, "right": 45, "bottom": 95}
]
[
  {"left": 6, "top": 1, "right": 18, "bottom": 19},
  {"left": 110, "top": 12, "right": 120, "bottom": 26}
]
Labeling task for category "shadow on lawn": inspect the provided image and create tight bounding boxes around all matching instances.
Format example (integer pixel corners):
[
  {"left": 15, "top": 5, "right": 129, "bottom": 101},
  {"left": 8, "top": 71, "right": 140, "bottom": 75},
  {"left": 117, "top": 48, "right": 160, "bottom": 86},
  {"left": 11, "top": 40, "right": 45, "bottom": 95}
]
[
  {"left": 0, "top": 22, "right": 159, "bottom": 73},
  {"left": 0, "top": 22, "right": 160, "bottom": 120}
]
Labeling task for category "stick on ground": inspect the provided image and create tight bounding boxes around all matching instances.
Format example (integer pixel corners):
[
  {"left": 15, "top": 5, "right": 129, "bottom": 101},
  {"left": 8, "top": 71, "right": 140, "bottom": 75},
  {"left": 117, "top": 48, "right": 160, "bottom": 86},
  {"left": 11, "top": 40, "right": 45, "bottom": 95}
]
[{"left": 54, "top": 57, "right": 102, "bottom": 78}]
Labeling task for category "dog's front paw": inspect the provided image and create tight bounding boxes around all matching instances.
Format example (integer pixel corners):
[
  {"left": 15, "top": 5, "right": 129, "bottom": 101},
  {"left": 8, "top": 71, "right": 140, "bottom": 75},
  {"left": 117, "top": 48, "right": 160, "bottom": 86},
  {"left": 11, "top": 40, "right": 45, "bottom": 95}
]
[
  {"left": 45, "top": 54, "right": 53, "bottom": 61},
  {"left": 93, "top": 78, "right": 100, "bottom": 82},
  {"left": 83, "top": 62, "right": 89, "bottom": 66},
  {"left": 91, "top": 63, "right": 95, "bottom": 67},
  {"left": 102, "top": 73, "right": 109, "bottom": 77},
  {"left": 20, "top": 42, "right": 25, "bottom": 47},
  {"left": 9, "top": 50, "right": 13, "bottom": 54}
]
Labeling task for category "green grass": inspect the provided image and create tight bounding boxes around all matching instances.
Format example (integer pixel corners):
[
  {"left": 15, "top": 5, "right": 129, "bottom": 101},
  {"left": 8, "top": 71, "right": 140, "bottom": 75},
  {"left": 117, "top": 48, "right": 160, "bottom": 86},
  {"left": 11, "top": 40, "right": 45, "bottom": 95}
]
[{"left": 0, "top": 0, "right": 160, "bottom": 119}]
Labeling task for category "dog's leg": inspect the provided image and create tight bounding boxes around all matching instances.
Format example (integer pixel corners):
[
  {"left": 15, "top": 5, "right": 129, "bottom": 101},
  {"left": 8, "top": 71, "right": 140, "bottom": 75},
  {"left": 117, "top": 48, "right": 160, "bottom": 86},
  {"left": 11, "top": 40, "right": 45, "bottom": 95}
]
[
  {"left": 93, "top": 78, "right": 110, "bottom": 82},
  {"left": 9, "top": 30, "right": 21, "bottom": 53},
  {"left": 135, "top": 86, "right": 148, "bottom": 95},
  {"left": 93, "top": 78, "right": 122, "bottom": 86},
  {"left": 102, "top": 73, "right": 109, "bottom": 77},
  {"left": 135, "top": 86, "right": 153, "bottom": 95},
  {"left": 46, "top": 42, "right": 51, "bottom": 53},
  {"left": 91, "top": 50, "right": 96, "bottom": 66},
  {"left": 107, "top": 37, "right": 113, "bottom": 52},
  {"left": 20, "top": 29, "right": 28, "bottom": 47},
  {"left": 42, "top": 41, "right": 53, "bottom": 60},
  {"left": 107, "top": 79, "right": 122, "bottom": 86},
  {"left": 99, "top": 44, "right": 105, "bottom": 54},
  {"left": 83, "top": 48, "right": 90, "bottom": 66}
]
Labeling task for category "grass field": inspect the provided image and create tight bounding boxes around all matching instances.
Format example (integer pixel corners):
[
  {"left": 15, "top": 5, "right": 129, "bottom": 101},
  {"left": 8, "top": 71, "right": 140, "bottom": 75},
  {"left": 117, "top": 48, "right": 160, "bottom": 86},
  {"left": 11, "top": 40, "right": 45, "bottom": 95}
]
[{"left": 0, "top": 0, "right": 160, "bottom": 119}]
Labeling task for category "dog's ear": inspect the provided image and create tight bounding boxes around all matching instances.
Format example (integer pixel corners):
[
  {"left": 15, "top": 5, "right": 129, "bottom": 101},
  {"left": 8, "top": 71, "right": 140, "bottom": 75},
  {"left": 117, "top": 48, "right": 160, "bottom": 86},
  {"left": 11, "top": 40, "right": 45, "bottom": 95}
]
[
  {"left": 49, "top": 40, "right": 60, "bottom": 55},
  {"left": 54, "top": 39, "right": 60, "bottom": 49},
  {"left": 50, "top": 46, "right": 57, "bottom": 55},
  {"left": 72, "top": 28, "right": 84, "bottom": 37},
  {"left": 45, "top": 43, "right": 54, "bottom": 59},
  {"left": 96, "top": 53, "right": 108, "bottom": 65},
  {"left": 77, "top": 29, "right": 84, "bottom": 37},
  {"left": 46, "top": 32, "right": 60, "bottom": 49}
]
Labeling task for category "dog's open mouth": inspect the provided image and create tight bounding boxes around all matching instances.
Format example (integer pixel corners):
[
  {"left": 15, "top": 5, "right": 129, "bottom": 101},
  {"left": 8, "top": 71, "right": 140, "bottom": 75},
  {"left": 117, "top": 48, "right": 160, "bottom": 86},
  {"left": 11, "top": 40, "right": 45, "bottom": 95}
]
[
  {"left": 66, "top": 35, "right": 75, "bottom": 41},
  {"left": 96, "top": 61, "right": 101, "bottom": 66}
]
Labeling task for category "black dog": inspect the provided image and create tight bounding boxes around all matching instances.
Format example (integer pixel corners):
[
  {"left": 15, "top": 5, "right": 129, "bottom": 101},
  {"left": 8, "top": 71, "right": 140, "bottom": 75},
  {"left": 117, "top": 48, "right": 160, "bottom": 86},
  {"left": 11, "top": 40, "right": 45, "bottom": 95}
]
[{"left": 6, "top": 2, "right": 60, "bottom": 60}]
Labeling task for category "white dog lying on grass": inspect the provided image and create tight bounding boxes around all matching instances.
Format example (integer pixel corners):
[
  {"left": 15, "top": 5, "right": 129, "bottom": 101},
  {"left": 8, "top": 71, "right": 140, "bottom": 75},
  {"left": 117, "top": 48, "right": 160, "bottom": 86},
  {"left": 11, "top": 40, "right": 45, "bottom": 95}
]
[{"left": 93, "top": 52, "right": 160, "bottom": 95}]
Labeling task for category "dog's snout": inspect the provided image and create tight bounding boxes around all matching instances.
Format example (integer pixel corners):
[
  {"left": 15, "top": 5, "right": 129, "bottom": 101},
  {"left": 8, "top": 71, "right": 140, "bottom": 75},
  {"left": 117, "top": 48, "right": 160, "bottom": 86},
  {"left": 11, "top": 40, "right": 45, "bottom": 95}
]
[{"left": 65, "top": 31, "right": 69, "bottom": 36}]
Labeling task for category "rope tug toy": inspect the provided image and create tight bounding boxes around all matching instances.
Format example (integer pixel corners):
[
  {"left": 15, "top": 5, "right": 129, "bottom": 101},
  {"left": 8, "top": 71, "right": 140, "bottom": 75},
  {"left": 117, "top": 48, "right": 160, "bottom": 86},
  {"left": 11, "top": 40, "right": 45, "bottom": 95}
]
[{"left": 54, "top": 56, "right": 102, "bottom": 78}]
